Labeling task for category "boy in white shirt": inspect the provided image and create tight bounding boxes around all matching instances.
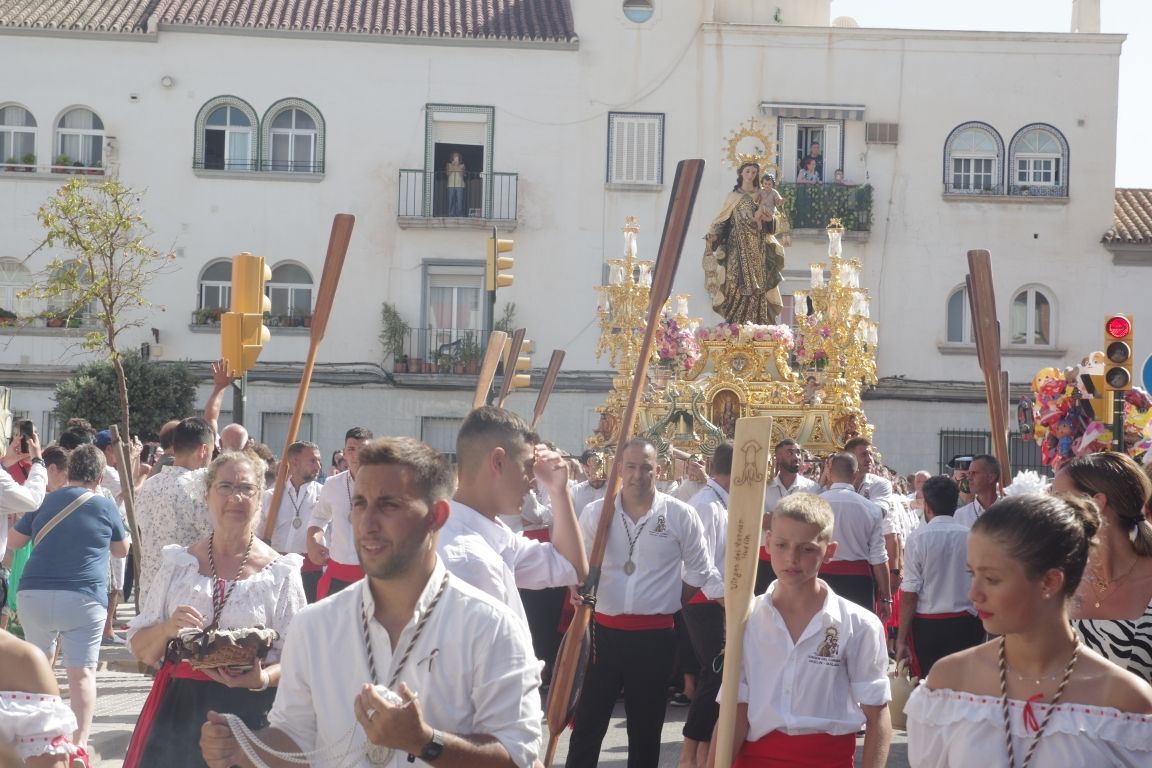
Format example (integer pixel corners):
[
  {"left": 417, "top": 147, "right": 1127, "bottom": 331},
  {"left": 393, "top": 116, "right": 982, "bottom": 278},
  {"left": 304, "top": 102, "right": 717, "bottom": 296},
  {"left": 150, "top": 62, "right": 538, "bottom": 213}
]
[{"left": 712, "top": 492, "right": 891, "bottom": 768}]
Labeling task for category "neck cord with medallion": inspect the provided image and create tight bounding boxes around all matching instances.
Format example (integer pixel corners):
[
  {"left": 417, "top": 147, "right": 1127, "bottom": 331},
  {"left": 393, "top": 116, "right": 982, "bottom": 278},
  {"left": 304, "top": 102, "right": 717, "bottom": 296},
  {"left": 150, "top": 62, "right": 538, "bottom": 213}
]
[
  {"left": 207, "top": 531, "right": 254, "bottom": 628},
  {"left": 997, "top": 636, "right": 1079, "bottom": 768},
  {"left": 619, "top": 509, "right": 652, "bottom": 576},
  {"left": 218, "top": 572, "right": 453, "bottom": 768},
  {"left": 287, "top": 482, "right": 306, "bottom": 529}
]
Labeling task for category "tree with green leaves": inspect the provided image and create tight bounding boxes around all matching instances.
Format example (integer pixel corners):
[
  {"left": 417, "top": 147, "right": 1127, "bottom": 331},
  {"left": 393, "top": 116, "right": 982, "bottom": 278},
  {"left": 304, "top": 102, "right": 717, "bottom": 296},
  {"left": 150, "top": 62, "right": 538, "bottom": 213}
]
[
  {"left": 53, "top": 352, "right": 196, "bottom": 441},
  {"left": 21, "top": 178, "right": 176, "bottom": 438}
]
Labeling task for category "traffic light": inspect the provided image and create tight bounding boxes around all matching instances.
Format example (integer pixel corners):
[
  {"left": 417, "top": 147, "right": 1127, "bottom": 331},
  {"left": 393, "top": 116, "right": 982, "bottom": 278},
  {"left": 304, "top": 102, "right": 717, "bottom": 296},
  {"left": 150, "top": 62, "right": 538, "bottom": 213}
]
[
  {"left": 503, "top": 337, "right": 532, "bottom": 391},
  {"left": 486, "top": 231, "right": 514, "bottom": 292},
  {"left": 1103, "top": 314, "right": 1135, "bottom": 391},
  {"left": 221, "top": 253, "right": 272, "bottom": 375}
]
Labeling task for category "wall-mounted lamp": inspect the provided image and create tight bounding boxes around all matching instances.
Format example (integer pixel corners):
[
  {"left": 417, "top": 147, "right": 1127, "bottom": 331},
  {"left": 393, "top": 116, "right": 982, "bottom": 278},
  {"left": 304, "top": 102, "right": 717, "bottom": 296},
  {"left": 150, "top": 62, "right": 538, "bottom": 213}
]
[{"left": 160, "top": 76, "right": 175, "bottom": 88}]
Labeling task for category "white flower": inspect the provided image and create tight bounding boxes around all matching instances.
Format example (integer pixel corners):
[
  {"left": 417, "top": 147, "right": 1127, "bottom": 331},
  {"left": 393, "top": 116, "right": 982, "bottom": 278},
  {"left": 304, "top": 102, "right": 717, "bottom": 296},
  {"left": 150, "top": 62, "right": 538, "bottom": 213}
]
[{"left": 1002, "top": 470, "right": 1050, "bottom": 497}]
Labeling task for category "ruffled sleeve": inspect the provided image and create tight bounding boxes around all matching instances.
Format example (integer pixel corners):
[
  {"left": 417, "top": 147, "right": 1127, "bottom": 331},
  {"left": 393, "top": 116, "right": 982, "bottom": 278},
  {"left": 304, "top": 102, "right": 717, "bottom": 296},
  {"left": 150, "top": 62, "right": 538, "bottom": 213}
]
[
  {"left": 127, "top": 544, "right": 197, "bottom": 642},
  {"left": 0, "top": 692, "right": 79, "bottom": 760},
  {"left": 267, "top": 554, "right": 306, "bottom": 664}
]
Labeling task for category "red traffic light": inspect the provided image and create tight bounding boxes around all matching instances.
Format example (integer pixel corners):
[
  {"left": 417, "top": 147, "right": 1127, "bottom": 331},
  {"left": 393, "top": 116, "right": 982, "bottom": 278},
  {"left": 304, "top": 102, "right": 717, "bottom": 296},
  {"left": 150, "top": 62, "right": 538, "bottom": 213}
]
[{"left": 1106, "top": 315, "right": 1132, "bottom": 339}]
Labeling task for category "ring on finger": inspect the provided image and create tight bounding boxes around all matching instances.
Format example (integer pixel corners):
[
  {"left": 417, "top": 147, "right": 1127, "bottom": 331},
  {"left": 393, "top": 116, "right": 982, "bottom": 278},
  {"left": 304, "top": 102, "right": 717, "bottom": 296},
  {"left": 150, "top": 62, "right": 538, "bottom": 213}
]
[{"left": 366, "top": 708, "right": 377, "bottom": 721}]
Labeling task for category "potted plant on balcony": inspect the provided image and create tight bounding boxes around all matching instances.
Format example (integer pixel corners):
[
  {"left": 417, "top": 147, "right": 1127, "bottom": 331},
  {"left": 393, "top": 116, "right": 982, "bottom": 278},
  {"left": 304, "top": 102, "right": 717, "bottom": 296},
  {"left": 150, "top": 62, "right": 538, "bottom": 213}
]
[
  {"left": 0, "top": 307, "right": 17, "bottom": 326},
  {"left": 44, "top": 308, "right": 68, "bottom": 328},
  {"left": 66, "top": 316, "right": 82, "bottom": 328},
  {"left": 53, "top": 154, "right": 72, "bottom": 173},
  {"left": 379, "top": 302, "right": 411, "bottom": 373},
  {"left": 459, "top": 333, "right": 482, "bottom": 375},
  {"left": 3, "top": 158, "right": 18, "bottom": 172},
  {"left": 21, "top": 153, "right": 36, "bottom": 171}
]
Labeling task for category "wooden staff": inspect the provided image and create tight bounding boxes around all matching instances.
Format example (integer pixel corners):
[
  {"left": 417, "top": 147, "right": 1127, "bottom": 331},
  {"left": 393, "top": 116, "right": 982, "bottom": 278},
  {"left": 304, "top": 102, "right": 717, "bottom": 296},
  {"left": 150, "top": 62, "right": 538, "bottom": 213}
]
[
  {"left": 966, "top": 250, "right": 1012, "bottom": 480},
  {"left": 713, "top": 415, "right": 774, "bottom": 768},
  {"left": 263, "top": 214, "right": 355, "bottom": 541},
  {"left": 109, "top": 425, "right": 142, "bottom": 610},
  {"left": 472, "top": 331, "right": 509, "bottom": 409},
  {"left": 543, "top": 158, "right": 704, "bottom": 766},
  {"left": 530, "top": 350, "right": 565, "bottom": 430},
  {"left": 496, "top": 328, "right": 526, "bottom": 408}
]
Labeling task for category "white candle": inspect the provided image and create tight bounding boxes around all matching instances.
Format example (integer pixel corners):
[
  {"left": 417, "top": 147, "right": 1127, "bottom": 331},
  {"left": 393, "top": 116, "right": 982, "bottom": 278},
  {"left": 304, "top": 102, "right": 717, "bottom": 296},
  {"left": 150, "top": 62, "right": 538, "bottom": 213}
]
[{"left": 810, "top": 264, "right": 825, "bottom": 288}]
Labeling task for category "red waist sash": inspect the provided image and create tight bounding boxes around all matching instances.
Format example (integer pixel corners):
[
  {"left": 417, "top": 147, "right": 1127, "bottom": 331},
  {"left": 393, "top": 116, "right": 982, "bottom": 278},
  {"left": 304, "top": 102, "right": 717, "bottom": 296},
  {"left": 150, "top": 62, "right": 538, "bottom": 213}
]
[
  {"left": 522, "top": 528, "right": 550, "bottom": 543},
  {"left": 594, "top": 613, "right": 675, "bottom": 631},
  {"left": 819, "top": 559, "right": 871, "bottom": 577},
  {"left": 735, "top": 730, "right": 855, "bottom": 768},
  {"left": 317, "top": 559, "right": 364, "bottom": 599},
  {"left": 688, "top": 590, "right": 718, "bottom": 606},
  {"left": 123, "top": 662, "right": 216, "bottom": 768}
]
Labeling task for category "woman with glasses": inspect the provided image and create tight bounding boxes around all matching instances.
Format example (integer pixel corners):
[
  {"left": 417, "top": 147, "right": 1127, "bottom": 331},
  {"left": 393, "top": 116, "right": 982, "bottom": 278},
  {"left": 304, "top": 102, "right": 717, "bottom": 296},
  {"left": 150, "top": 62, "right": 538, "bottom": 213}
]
[
  {"left": 1055, "top": 451, "right": 1152, "bottom": 682},
  {"left": 124, "top": 452, "right": 305, "bottom": 767}
]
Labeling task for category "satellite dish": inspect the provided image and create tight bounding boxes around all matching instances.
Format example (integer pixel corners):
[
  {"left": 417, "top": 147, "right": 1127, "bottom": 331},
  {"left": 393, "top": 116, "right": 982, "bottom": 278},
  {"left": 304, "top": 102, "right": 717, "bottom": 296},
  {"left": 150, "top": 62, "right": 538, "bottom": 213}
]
[{"left": 832, "top": 16, "right": 859, "bottom": 28}]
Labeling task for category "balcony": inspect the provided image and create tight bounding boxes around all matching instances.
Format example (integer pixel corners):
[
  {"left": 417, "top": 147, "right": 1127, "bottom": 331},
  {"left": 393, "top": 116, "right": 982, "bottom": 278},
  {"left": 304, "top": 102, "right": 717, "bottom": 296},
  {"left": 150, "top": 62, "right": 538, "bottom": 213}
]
[
  {"left": 188, "top": 309, "right": 312, "bottom": 335},
  {"left": 778, "top": 183, "right": 872, "bottom": 237},
  {"left": 397, "top": 170, "right": 518, "bottom": 229},
  {"left": 0, "top": 159, "right": 105, "bottom": 178},
  {"left": 388, "top": 327, "right": 510, "bottom": 387}
]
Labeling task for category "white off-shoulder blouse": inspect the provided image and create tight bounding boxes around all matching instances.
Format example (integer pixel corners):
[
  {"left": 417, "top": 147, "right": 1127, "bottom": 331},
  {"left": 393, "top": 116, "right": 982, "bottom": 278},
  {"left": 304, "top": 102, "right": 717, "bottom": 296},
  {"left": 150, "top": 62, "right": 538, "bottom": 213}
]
[
  {"left": 127, "top": 544, "right": 305, "bottom": 664},
  {"left": 905, "top": 683, "right": 1152, "bottom": 767},
  {"left": 0, "top": 691, "right": 79, "bottom": 761}
]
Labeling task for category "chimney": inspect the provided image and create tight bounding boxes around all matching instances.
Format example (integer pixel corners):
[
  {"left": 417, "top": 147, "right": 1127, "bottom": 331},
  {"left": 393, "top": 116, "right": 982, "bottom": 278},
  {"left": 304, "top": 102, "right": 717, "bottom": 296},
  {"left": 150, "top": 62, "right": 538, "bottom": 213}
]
[{"left": 1071, "top": 0, "right": 1100, "bottom": 33}]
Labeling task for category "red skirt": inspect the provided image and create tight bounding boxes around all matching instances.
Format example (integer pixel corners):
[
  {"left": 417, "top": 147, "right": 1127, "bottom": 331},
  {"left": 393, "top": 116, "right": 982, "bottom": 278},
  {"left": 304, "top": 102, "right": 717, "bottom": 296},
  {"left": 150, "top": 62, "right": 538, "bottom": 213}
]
[{"left": 735, "top": 730, "right": 856, "bottom": 768}]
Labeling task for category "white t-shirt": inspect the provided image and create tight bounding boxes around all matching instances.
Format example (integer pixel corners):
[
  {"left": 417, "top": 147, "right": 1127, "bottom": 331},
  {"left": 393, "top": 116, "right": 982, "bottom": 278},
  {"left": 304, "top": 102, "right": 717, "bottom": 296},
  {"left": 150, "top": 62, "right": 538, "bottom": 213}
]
[
  {"left": 307, "top": 470, "right": 357, "bottom": 564},
  {"left": 262, "top": 480, "right": 322, "bottom": 554}
]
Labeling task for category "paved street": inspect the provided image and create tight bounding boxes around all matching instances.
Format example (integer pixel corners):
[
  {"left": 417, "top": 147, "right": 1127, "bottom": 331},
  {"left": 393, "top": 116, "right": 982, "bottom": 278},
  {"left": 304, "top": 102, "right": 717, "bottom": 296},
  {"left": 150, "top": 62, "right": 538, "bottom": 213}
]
[{"left": 72, "top": 606, "right": 909, "bottom": 767}]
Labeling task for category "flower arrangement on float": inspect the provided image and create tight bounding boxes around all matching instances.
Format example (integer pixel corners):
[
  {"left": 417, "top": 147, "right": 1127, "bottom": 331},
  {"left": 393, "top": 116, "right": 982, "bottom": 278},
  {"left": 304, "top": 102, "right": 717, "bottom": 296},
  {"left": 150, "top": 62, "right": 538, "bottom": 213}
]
[
  {"left": 694, "top": 322, "right": 795, "bottom": 349},
  {"left": 654, "top": 317, "right": 701, "bottom": 372}
]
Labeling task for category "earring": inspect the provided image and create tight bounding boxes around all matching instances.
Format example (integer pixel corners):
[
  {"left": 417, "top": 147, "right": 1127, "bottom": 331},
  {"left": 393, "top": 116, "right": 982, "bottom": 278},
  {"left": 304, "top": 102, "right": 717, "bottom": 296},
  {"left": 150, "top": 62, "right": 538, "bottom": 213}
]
[{"left": 1042, "top": 591, "right": 1051, "bottom": 599}]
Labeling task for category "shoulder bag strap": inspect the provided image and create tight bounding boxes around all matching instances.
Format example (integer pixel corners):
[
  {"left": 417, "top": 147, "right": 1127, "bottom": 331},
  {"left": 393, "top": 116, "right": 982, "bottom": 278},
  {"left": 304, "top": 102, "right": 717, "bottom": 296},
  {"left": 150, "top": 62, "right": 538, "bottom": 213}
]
[{"left": 34, "top": 491, "right": 95, "bottom": 547}]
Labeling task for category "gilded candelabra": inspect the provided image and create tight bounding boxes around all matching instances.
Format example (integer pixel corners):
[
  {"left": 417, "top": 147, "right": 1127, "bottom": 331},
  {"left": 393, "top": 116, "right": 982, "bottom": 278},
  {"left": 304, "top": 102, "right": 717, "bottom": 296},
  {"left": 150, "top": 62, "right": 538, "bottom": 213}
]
[
  {"left": 793, "top": 220, "right": 879, "bottom": 406},
  {"left": 595, "top": 216, "right": 652, "bottom": 372}
]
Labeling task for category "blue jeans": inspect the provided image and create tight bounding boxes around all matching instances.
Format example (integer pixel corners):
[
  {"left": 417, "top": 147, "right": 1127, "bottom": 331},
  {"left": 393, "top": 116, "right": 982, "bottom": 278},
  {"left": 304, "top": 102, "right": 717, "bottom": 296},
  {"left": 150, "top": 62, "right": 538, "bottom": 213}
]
[
  {"left": 18, "top": 589, "right": 106, "bottom": 668},
  {"left": 448, "top": 186, "right": 465, "bottom": 217}
]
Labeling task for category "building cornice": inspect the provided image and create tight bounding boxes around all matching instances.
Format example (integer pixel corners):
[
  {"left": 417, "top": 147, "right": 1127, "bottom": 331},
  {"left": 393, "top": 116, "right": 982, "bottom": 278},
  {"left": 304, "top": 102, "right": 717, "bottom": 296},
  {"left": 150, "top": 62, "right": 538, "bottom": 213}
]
[
  {"left": 702, "top": 22, "right": 1125, "bottom": 49},
  {"left": 154, "top": 22, "right": 579, "bottom": 50}
]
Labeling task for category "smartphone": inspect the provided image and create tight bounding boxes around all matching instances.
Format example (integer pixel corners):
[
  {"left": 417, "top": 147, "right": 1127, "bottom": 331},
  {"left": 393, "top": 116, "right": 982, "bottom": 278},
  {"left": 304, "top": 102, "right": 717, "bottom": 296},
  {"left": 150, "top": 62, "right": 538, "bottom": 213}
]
[{"left": 18, "top": 419, "right": 35, "bottom": 453}]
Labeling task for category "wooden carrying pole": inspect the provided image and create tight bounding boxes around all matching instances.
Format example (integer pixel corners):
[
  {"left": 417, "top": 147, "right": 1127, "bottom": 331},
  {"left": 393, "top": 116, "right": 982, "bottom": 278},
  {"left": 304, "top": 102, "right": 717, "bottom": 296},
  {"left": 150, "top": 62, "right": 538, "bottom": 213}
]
[
  {"left": 966, "top": 250, "right": 1012, "bottom": 481},
  {"left": 712, "top": 416, "right": 774, "bottom": 768},
  {"left": 543, "top": 158, "right": 704, "bottom": 766},
  {"left": 108, "top": 425, "right": 142, "bottom": 610},
  {"left": 496, "top": 328, "right": 527, "bottom": 409},
  {"left": 263, "top": 214, "right": 355, "bottom": 541},
  {"left": 530, "top": 350, "right": 565, "bottom": 430},
  {"left": 472, "top": 331, "right": 509, "bottom": 409}
]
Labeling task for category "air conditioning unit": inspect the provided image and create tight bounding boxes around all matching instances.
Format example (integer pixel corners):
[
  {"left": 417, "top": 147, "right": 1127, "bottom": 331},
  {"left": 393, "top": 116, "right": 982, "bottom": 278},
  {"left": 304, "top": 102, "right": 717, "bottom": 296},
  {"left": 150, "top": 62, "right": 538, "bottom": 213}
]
[{"left": 865, "top": 123, "right": 899, "bottom": 144}]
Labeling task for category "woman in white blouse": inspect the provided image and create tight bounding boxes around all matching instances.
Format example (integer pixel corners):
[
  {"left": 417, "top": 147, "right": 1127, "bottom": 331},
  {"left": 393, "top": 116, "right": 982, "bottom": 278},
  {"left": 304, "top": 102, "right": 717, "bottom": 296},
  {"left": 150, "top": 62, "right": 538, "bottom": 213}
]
[
  {"left": 124, "top": 452, "right": 305, "bottom": 767},
  {"left": 906, "top": 493, "right": 1152, "bottom": 767}
]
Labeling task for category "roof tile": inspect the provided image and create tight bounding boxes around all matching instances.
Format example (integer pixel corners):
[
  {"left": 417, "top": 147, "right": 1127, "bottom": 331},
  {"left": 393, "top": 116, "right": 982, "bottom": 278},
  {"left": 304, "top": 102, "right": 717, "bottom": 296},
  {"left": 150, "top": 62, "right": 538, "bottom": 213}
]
[
  {"left": 0, "top": 0, "right": 153, "bottom": 32},
  {"left": 1104, "top": 188, "right": 1152, "bottom": 246}
]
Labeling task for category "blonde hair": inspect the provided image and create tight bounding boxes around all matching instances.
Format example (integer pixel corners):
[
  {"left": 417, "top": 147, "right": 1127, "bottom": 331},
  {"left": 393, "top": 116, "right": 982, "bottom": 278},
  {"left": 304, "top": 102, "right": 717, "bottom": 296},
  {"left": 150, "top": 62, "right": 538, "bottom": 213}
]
[{"left": 774, "top": 493, "right": 834, "bottom": 541}]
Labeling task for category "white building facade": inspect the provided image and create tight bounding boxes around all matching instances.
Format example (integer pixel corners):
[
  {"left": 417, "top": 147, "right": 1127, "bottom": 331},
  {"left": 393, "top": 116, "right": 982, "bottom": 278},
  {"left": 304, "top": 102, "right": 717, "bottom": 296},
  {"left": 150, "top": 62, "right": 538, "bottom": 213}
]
[{"left": 0, "top": 0, "right": 1138, "bottom": 473}]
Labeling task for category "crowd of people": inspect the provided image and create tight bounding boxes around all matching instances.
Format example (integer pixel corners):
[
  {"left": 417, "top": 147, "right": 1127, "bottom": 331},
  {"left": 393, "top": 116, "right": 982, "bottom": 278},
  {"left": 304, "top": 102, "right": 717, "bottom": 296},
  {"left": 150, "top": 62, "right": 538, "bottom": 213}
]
[{"left": 2, "top": 373, "right": 1152, "bottom": 766}]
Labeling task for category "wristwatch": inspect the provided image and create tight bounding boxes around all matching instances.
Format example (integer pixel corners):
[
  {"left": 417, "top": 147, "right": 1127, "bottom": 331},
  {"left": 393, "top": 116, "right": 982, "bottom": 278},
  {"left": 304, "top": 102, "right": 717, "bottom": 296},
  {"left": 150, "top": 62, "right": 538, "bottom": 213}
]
[
  {"left": 29, "top": 457, "right": 45, "bottom": 467},
  {"left": 417, "top": 729, "right": 444, "bottom": 762}
]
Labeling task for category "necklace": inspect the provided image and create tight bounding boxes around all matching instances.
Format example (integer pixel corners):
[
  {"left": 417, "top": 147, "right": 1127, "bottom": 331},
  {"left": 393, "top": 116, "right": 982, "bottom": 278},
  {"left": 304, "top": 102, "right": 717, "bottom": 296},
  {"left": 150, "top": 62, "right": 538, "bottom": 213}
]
[
  {"left": 619, "top": 510, "right": 651, "bottom": 576},
  {"left": 221, "top": 572, "right": 452, "bottom": 768},
  {"left": 997, "top": 636, "right": 1079, "bottom": 768},
  {"left": 287, "top": 483, "right": 305, "bottom": 529},
  {"left": 1089, "top": 555, "right": 1139, "bottom": 608},
  {"left": 207, "top": 531, "right": 254, "bottom": 629}
]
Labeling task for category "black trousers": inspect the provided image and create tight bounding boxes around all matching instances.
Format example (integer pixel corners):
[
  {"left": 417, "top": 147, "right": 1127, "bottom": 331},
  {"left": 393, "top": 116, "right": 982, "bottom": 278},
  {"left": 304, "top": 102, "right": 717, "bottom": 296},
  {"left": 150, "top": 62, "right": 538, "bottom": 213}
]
[
  {"left": 912, "top": 613, "right": 986, "bottom": 675},
  {"left": 566, "top": 623, "right": 677, "bottom": 768},
  {"left": 301, "top": 569, "right": 321, "bottom": 604},
  {"left": 520, "top": 586, "right": 565, "bottom": 674},
  {"left": 754, "top": 557, "right": 777, "bottom": 595},
  {"left": 822, "top": 573, "right": 875, "bottom": 613},
  {"left": 681, "top": 601, "right": 725, "bottom": 741}
]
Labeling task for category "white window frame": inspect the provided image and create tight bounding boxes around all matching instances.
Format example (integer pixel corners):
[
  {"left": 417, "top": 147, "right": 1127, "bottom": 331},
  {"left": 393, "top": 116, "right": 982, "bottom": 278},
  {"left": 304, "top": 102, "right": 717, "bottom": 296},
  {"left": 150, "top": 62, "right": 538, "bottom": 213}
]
[
  {"left": 194, "top": 97, "right": 259, "bottom": 172},
  {"left": 1008, "top": 125, "right": 1068, "bottom": 197},
  {"left": 1009, "top": 286, "right": 1054, "bottom": 348},
  {"left": 0, "top": 258, "right": 35, "bottom": 318},
  {"left": 945, "top": 285, "right": 974, "bottom": 344},
  {"left": 607, "top": 112, "right": 664, "bottom": 186},
  {"left": 267, "top": 262, "right": 314, "bottom": 319},
  {"left": 206, "top": 106, "right": 254, "bottom": 170},
  {"left": 422, "top": 262, "right": 484, "bottom": 358},
  {"left": 261, "top": 412, "right": 313, "bottom": 452},
  {"left": 943, "top": 122, "right": 1003, "bottom": 195},
  {"left": 55, "top": 107, "right": 104, "bottom": 168},
  {"left": 263, "top": 99, "right": 325, "bottom": 174},
  {"left": 779, "top": 120, "right": 841, "bottom": 185},
  {"left": 199, "top": 260, "right": 233, "bottom": 310},
  {"left": 0, "top": 105, "right": 36, "bottom": 166}
]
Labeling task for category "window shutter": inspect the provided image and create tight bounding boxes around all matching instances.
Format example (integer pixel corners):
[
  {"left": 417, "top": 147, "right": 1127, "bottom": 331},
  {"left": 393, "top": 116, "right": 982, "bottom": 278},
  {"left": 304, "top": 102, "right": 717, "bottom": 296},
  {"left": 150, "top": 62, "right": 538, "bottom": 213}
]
[
  {"left": 823, "top": 123, "right": 842, "bottom": 182},
  {"left": 608, "top": 113, "right": 663, "bottom": 184},
  {"left": 781, "top": 122, "right": 799, "bottom": 182}
]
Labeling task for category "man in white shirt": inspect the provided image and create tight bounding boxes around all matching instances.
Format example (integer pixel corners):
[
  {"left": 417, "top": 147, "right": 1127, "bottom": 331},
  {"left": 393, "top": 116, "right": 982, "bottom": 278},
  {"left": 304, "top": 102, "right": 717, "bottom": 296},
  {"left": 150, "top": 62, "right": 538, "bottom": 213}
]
[
  {"left": 308, "top": 426, "right": 373, "bottom": 599},
  {"left": 263, "top": 441, "right": 323, "bottom": 602},
  {"left": 895, "top": 475, "right": 984, "bottom": 676},
  {"left": 679, "top": 442, "right": 732, "bottom": 768},
  {"left": 955, "top": 454, "right": 1001, "bottom": 529},
  {"left": 566, "top": 438, "right": 722, "bottom": 768},
  {"left": 200, "top": 437, "right": 543, "bottom": 768},
  {"left": 133, "top": 417, "right": 215, "bottom": 605},
  {"left": 757, "top": 439, "right": 820, "bottom": 594},
  {"left": 438, "top": 406, "right": 587, "bottom": 631},
  {"left": 570, "top": 450, "right": 607, "bottom": 516},
  {"left": 819, "top": 453, "right": 891, "bottom": 621}
]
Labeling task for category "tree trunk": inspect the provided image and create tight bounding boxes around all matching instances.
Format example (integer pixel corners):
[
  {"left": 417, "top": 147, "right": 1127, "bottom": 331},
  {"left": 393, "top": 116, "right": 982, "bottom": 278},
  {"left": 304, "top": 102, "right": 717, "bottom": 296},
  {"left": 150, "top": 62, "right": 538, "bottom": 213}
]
[{"left": 111, "top": 357, "right": 143, "bottom": 612}]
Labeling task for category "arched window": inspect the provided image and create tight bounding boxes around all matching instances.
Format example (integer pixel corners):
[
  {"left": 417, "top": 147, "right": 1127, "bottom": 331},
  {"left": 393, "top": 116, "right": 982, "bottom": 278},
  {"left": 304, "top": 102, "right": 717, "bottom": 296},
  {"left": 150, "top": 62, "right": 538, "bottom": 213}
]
[
  {"left": 267, "top": 263, "right": 313, "bottom": 320},
  {"left": 623, "top": 0, "right": 654, "bottom": 23},
  {"left": 1010, "top": 286, "right": 1053, "bottom": 347},
  {"left": 199, "top": 260, "right": 232, "bottom": 310},
  {"left": 945, "top": 285, "right": 973, "bottom": 343},
  {"left": 56, "top": 108, "right": 104, "bottom": 168},
  {"left": 0, "top": 258, "right": 34, "bottom": 318},
  {"left": 194, "top": 97, "right": 258, "bottom": 171},
  {"left": 1008, "top": 124, "right": 1068, "bottom": 197},
  {"left": 1, "top": 105, "right": 36, "bottom": 167},
  {"left": 263, "top": 100, "right": 324, "bottom": 173},
  {"left": 943, "top": 122, "right": 1003, "bottom": 195}
]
